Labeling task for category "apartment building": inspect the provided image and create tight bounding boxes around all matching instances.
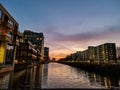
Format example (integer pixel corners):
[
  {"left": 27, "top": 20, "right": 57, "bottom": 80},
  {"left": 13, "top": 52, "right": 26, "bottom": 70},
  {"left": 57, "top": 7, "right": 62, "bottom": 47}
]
[
  {"left": 23, "top": 30, "right": 44, "bottom": 60},
  {"left": 16, "top": 40, "right": 41, "bottom": 65},
  {"left": 0, "top": 4, "right": 19, "bottom": 66},
  {"left": 65, "top": 43, "right": 117, "bottom": 64}
]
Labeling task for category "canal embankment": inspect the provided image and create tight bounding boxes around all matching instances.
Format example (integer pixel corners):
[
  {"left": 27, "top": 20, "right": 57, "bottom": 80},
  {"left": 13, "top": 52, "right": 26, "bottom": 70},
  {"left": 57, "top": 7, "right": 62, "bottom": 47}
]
[
  {"left": 0, "top": 65, "right": 14, "bottom": 73},
  {"left": 59, "top": 62, "right": 120, "bottom": 76}
]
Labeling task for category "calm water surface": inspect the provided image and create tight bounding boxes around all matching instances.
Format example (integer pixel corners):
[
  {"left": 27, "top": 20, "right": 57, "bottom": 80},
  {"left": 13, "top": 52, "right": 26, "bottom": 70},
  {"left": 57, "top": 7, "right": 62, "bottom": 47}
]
[
  {"left": 42, "top": 63, "right": 103, "bottom": 89},
  {"left": 0, "top": 63, "right": 120, "bottom": 89}
]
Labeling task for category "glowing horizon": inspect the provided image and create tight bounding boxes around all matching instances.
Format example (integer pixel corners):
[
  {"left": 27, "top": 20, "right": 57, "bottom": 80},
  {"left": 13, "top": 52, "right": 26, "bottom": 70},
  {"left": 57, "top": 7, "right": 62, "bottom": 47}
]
[{"left": 1, "top": 0, "right": 120, "bottom": 60}]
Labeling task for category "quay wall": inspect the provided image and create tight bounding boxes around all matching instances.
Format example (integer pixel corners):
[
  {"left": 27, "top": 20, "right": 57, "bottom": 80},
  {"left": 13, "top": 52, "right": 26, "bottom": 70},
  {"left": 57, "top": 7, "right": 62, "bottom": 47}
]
[{"left": 0, "top": 66, "right": 14, "bottom": 73}]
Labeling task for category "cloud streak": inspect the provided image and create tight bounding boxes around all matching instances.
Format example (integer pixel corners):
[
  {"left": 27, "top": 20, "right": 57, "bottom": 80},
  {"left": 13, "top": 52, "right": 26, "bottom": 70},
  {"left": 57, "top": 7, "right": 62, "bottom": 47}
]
[
  {"left": 45, "top": 24, "right": 120, "bottom": 42},
  {"left": 44, "top": 24, "right": 120, "bottom": 59}
]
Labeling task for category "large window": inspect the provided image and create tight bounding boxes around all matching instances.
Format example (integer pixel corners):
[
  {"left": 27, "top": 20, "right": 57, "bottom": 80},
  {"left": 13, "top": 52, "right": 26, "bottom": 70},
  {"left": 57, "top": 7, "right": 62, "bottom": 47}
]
[{"left": 5, "top": 44, "right": 14, "bottom": 65}]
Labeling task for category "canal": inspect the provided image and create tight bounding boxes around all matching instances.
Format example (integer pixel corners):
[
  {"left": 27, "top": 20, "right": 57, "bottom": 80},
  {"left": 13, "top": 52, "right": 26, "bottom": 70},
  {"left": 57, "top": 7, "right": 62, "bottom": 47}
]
[{"left": 0, "top": 63, "right": 120, "bottom": 89}]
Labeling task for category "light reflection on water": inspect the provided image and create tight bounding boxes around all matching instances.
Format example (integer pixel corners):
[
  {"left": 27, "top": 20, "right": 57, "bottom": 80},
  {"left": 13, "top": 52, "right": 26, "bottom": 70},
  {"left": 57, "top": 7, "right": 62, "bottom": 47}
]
[
  {"left": 41, "top": 63, "right": 120, "bottom": 89},
  {"left": 0, "top": 65, "right": 44, "bottom": 90},
  {"left": 0, "top": 63, "right": 120, "bottom": 89}
]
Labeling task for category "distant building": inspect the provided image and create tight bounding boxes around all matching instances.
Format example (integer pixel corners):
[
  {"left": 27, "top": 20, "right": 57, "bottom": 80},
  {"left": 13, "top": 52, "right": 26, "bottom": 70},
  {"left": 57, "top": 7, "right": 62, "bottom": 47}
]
[
  {"left": 97, "top": 43, "right": 116, "bottom": 63},
  {"left": 88, "top": 46, "right": 95, "bottom": 62},
  {"left": 67, "top": 43, "right": 117, "bottom": 64},
  {"left": 23, "top": 30, "right": 44, "bottom": 60},
  {"left": 51, "top": 58, "right": 56, "bottom": 62},
  {"left": 44, "top": 47, "right": 50, "bottom": 62},
  {"left": 116, "top": 47, "right": 120, "bottom": 59}
]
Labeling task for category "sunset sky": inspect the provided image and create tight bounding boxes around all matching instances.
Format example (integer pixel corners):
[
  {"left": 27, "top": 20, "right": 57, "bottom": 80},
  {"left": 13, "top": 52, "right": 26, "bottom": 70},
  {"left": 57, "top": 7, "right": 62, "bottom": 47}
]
[{"left": 1, "top": 0, "right": 120, "bottom": 60}]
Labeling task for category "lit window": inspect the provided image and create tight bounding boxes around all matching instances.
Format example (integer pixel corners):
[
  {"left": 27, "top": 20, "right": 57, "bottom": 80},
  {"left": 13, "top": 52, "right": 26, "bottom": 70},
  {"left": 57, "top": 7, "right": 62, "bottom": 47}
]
[
  {"left": 36, "top": 38, "right": 39, "bottom": 40},
  {"left": 5, "top": 44, "right": 14, "bottom": 65},
  {"left": 39, "top": 38, "right": 42, "bottom": 40}
]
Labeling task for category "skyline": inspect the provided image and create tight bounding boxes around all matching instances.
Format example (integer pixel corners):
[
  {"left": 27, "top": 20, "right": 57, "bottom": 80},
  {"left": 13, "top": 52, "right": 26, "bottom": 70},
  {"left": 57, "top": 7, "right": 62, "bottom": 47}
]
[{"left": 1, "top": 0, "right": 120, "bottom": 60}]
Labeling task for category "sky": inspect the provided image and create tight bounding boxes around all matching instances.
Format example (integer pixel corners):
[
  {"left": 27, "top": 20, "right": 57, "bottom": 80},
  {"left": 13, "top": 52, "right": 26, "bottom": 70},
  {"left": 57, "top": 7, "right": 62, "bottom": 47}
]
[{"left": 0, "top": 0, "right": 120, "bottom": 60}]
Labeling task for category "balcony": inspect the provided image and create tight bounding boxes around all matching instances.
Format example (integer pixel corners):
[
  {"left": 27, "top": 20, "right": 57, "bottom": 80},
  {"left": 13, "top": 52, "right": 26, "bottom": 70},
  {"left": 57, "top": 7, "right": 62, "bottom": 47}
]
[
  {"left": 13, "top": 30, "right": 20, "bottom": 36},
  {"left": 29, "top": 48, "right": 37, "bottom": 55},
  {"left": 0, "top": 35, "right": 11, "bottom": 42},
  {"left": 13, "top": 40, "right": 19, "bottom": 46},
  {"left": 7, "top": 23, "right": 14, "bottom": 30}
]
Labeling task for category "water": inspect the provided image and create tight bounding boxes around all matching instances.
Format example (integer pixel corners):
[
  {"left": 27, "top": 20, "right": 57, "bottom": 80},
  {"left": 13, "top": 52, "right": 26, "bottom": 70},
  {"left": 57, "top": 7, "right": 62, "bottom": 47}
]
[
  {"left": 42, "top": 63, "right": 120, "bottom": 89},
  {"left": 0, "top": 65, "right": 44, "bottom": 90},
  {"left": 0, "top": 63, "right": 120, "bottom": 89}
]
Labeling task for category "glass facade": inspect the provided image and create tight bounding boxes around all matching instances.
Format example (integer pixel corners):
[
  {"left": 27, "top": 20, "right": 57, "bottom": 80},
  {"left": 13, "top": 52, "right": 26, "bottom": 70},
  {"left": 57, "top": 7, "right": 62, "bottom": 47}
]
[{"left": 5, "top": 44, "right": 14, "bottom": 65}]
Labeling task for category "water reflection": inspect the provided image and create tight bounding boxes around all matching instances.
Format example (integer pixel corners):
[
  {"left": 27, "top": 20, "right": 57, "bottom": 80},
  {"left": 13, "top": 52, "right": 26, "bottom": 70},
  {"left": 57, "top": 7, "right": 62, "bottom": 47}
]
[
  {"left": 0, "top": 72, "right": 13, "bottom": 90},
  {"left": 42, "top": 64, "right": 48, "bottom": 88},
  {"left": 0, "top": 63, "right": 120, "bottom": 89},
  {"left": 0, "top": 65, "right": 43, "bottom": 90},
  {"left": 77, "top": 69, "right": 120, "bottom": 89},
  {"left": 71, "top": 64, "right": 120, "bottom": 89},
  {"left": 42, "top": 63, "right": 120, "bottom": 89}
]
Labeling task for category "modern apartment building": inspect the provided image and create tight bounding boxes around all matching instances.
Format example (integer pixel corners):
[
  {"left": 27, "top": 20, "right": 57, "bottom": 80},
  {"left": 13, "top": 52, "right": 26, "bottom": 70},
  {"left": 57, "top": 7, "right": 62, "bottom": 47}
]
[
  {"left": 0, "top": 4, "right": 19, "bottom": 67},
  {"left": 100, "top": 43, "right": 116, "bottom": 63},
  {"left": 23, "top": 30, "right": 44, "bottom": 60},
  {"left": 65, "top": 43, "right": 117, "bottom": 64},
  {"left": 16, "top": 40, "right": 41, "bottom": 65}
]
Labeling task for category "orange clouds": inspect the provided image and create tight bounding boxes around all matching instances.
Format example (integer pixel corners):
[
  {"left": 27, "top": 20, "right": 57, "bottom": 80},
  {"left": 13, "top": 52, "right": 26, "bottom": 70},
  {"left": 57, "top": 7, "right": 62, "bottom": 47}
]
[{"left": 44, "top": 24, "right": 120, "bottom": 60}]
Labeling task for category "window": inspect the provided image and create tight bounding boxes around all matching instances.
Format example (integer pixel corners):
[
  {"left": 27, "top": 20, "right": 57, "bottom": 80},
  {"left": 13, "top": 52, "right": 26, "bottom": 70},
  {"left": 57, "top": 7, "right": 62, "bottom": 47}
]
[
  {"left": 36, "top": 38, "right": 39, "bottom": 40},
  {"left": 8, "top": 19, "right": 14, "bottom": 26},
  {"left": 7, "top": 31, "right": 12, "bottom": 38},
  {"left": 5, "top": 44, "right": 14, "bottom": 65},
  {"left": 0, "top": 10, "right": 2, "bottom": 18},
  {"left": 39, "top": 38, "right": 42, "bottom": 40}
]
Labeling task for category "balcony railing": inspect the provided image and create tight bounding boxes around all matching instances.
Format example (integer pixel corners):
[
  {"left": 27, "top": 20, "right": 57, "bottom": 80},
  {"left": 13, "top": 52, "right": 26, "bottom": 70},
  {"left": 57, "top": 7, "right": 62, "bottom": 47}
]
[
  {"left": 7, "top": 23, "right": 13, "bottom": 29},
  {"left": 0, "top": 35, "right": 11, "bottom": 42},
  {"left": 13, "top": 40, "right": 19, "bottom": 46}
]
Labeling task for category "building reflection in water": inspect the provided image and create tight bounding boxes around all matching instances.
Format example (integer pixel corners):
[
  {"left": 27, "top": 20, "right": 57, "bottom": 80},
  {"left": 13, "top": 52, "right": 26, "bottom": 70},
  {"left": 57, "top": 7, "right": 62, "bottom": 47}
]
[
  {"left": 0, "top": 63, "right": 120, "bottom": 89},
  {"left": 0, "top": 72, "right": 13, "bottom": 90},
  {"left": 88, "top": 72, "right": 120, "bottom": 89},
  {"left": 0, "top": 65, "right": 43, "bottom": 90},
  {"left": 82, "top": 70, "right": 120, "bottom": 89},
  {"left": 73, "top": 67, "right": 120, "bottom": 89},
  {"left": 20, "top": 65, "right": 44, "bottom": 89},
  {"left": 41, "top": 64, "right": 48, "bottom": 88}
]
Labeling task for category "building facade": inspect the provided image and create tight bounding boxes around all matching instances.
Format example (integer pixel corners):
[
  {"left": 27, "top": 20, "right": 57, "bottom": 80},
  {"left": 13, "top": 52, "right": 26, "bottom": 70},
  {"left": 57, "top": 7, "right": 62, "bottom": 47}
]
[
  {"left": 23, "top": 30, "right": 44, "bottom": 60},
  {"left": 44, "top": 47, "right": 50, "bottom": 62},
  {"left": 63, "top": 43, "right": 117, "bottom": 64},
  {"left": 16, "top": 40, "right": 41, "bottom": 65},
  {"left": 0, "top": 4, "right": 19, "bottom": 67}
]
